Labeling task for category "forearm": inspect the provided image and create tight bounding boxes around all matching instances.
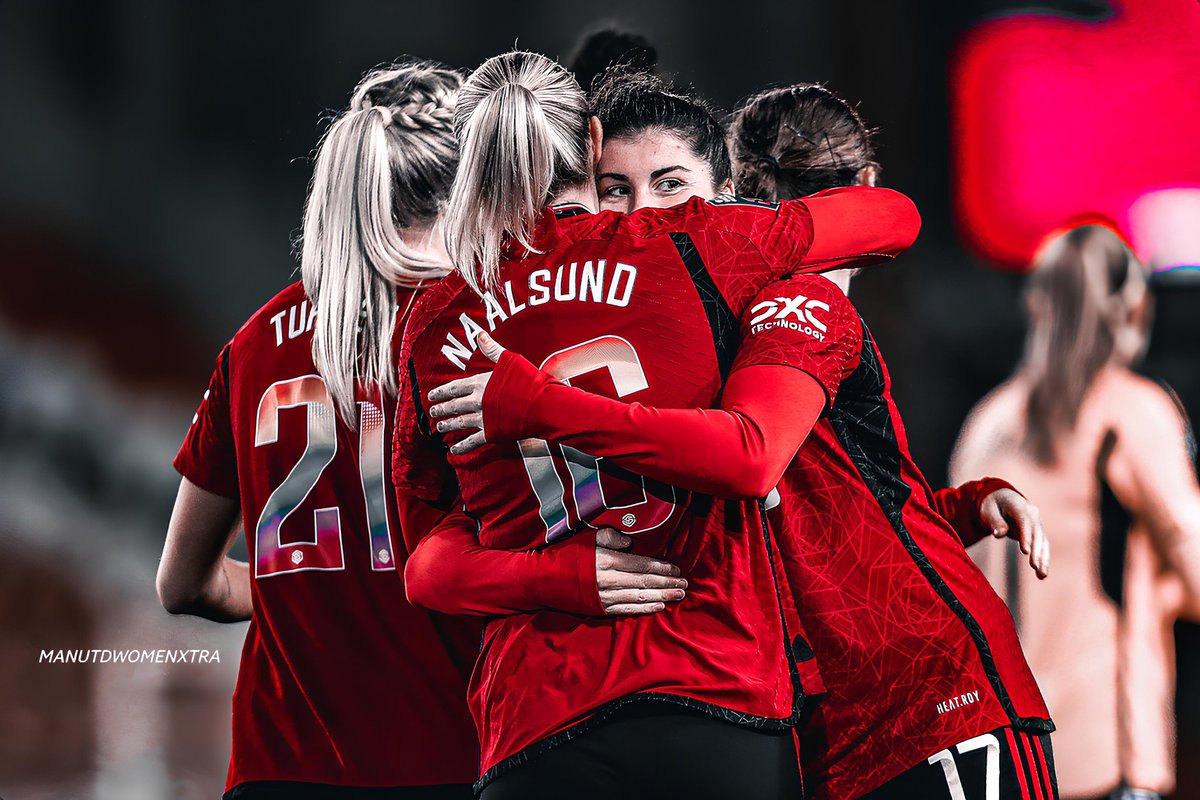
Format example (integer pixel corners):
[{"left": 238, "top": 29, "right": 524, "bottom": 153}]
[
  {"left": 404, "top": 515, "right": 602, "bottom": 617},
  {"left": 794, "top": 187, "right": 921, "bottom": 271},
  {"left": 485, "top": 356, "right": 822, "bottom": 499},
  {"left": 177, "top": 557, "right": 253, "bottom": 623},
  {"left": 159, "top": 477, "right": 249, "bottom": 622}
]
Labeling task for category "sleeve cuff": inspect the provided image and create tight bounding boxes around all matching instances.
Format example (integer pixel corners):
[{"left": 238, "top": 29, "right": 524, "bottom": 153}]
[
  {"left": 483, "top": 350, "right": 555, "bottom": 442},
  {"left": 529, "top": 532, "right": 606, "bottom": 617},
  {"left": 173, "top": 454, "right": 239, "bottom": 499}
]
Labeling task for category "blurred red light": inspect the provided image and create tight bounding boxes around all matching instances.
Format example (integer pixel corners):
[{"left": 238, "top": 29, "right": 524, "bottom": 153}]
[{"left": 949, "top": 0, "right": 1200, "bottom": 270}]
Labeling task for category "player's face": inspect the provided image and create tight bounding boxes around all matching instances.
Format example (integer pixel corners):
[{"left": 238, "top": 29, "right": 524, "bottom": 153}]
[{"left": 597, "top": 131, "right": 722, "bottom": 213}]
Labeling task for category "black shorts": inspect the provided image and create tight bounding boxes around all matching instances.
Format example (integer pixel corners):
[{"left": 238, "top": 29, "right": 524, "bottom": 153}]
[
  {"left": 480, "top": 699, "right": 802, "bottom": 800},
  {"left": 864, "top": 727, "right": 1058, "bottom": 800},
  {"left": 224, "top": 782, "right": 473, "bottom": 800}
]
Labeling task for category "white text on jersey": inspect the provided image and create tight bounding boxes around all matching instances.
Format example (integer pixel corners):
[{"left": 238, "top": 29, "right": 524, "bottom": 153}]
[
  {"left": 441, "top": 260, "right": 638, "bottom": 370},
  {"left": 269, "top": 300, "right": 317, "bottom": 347},
  {"left": 748, "top": 294, "right": 829, "bottom": 341},
  {"left": 935, "top": 689, "right": 981, "bottom": 715}
]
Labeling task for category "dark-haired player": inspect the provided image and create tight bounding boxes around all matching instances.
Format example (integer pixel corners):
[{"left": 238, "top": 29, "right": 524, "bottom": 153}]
[
  {"left": 427, "top": 76, "right": 1058, "bottom": 800},
  {"left": 393, "top": 51, "right": 921, "bottom": 800}
]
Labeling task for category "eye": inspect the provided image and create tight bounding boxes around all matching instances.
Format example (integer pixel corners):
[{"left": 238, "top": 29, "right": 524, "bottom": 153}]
[
  {"left": 655, "top": 178, "right": 685, "bottom": 193},
  {"left": 601, "top": 183, "right": 631, "bottom": 197}
]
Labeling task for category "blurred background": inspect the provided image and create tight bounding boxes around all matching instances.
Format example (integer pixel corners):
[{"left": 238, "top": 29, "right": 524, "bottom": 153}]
[{"left": 0, "top": 0, "right": 1196, "bottom": 797}]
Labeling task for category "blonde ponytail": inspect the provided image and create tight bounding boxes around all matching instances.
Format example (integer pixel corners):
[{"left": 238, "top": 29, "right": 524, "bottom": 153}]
[
  {"left": 301, "top": 62, "right": 461, "bottom": 425},
  {"left": 444, "top": 51, "right": 590, "bottom": 293}
]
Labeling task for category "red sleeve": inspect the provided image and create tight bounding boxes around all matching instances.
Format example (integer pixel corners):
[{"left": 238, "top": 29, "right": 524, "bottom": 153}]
[
  {"left": 731, "top": 274, "right": 863, "bottom": 407},
  {"left": 932, "top": 477, "right": 1021, "bottom": 547},
  {"left": 173, "top": 343, "right": 238, "bottom": 498},
  {"left": 483, "top": 354, "right": 824, "bottom": 499},
  {"left": 475, "top": 274, "right": 865, "bottom": 498},
  {"left": 697, "top": 186, "right": 920, "bottom": 278},
  {"left": 793, "top": 186, "right": 921, "bottom": 272},
  {"left": 403, "top": 510, "right": 604, "bottom": 617}
]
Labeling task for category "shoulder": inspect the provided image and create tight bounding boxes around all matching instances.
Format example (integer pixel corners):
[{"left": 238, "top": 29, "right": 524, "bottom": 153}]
[
  {"left": 614, "top": 195, "right": 788, "bottom": 240},
  {"left": 1099, "top": 369, "right": 1180, "bottom": 419},
  {"left": 406, "top": 274, "right": 467, "bottom": 334},
  {"left": 950, "top": 380, "right": 1025, "bottom": 478},
  {"left": 963, "top": 380, "right": 1030, "bottom": 435},
  {"left": 400, "top": 273, "right": 471, "bottom": 370},
  {"left": 1103, "top": 369, "right": 1192, "bottom": 433},
  {"left": 745, "top": 274, "right": 858, "bottom": 328},
  {"left": 555, "top": 207, "right": 623, "bottom": 240},
  {"left": 227, "top": 280, "right": 308, "bottom": 353},
  {"left": 972, "top": 379, "right": 1022, "bottom": 416},
  {"left": 753, "top": 272, "right": 850, "bottom": 302}
]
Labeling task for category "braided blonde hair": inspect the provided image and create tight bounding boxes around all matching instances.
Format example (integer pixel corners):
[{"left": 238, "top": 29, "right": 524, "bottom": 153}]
[{"left": 302, "top": 61, "right": 461, "bottom": 425}]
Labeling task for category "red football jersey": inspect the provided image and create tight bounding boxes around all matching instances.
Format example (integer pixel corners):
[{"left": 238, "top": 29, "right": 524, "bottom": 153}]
[
  {"left": 458, "top": 272, "right": 1050, "bottom": 799},
  {"left": 174, "top": 281, "right": 480, "bottom": 792},
  {"left": 393, "top": 188, "right": 918, "bottom": 786},
  {"left": 734, "top": 275, "right": 1053, "bottom": 800}
]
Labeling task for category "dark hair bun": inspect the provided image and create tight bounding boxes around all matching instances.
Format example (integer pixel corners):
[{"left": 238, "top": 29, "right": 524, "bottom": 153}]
[{"left": 731, "top": 84, "right": 878, "bottom": 201}]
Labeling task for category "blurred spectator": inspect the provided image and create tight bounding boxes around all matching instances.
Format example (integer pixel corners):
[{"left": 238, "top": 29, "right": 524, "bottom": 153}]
[{"left": 952, "top": 224, "right": 1200, "bottom": 800}]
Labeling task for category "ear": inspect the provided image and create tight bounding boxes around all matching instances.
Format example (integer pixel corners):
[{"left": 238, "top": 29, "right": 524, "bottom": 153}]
[
  {"left": 855, "top": 164, "right": 879, "bottom": 187},
  {"left": 718, "top": 178, "right": 735, "bottom": 196},
  {"left": 588, "top": 116, "right": 604, "bottom": 169}
]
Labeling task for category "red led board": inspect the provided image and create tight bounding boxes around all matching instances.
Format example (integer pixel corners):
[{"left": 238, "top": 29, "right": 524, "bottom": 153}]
[{"left": 950, "top": 0, "right": 1200, "bottom": 270}]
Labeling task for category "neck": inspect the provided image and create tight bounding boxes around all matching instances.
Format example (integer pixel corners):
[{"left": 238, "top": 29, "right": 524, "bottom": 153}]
[
  {"left": 401, "top": 218, "right": 451, "bottom": 267},
  {"left": 550, "top": 181, "right": 598, "bottom": 212}
]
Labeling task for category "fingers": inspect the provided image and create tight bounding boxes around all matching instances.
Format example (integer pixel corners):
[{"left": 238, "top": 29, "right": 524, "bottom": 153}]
[
  {"left": 1029, "top": 513, "right": 1050, "bottom": 579},
  {"left": 428, "top": 375, "right": 483, "bottom": 404},
  {"left": 430, "top": 394, "right": 484, "bottom": 419},
  {"left": 979, "top": 494, "right": 1010, "bottom": 541},
  {"left": 595, "top": 528, "right": 634, "bottom": 551},
  {"left": 476, "top": 331, "right": 506, "bottom": 363},
  {"left": 1011, "top": 500, "right": 1041, "bottom": 557},
  {"left": 436, "top": 412, "right": 483, "bottom": 434},
  {"left": 601, "top": 587, "right": 686, "bottom": 607},
  {"left": 601, "top": 577, "right": 688, "bottom": 615},
  {"left": 449, "top": 431, "right": 487, "bottom": 455},
  {"left": 994, "top": 490, "right": 1048, "bottom": 579},
  {"left": 604, "top": 602, "right": 668, "bottom": 616},
  {"left": 1032, "top": 537, "right": 1050, "bottom": 580},
  {"left": 595, "top": 550, "right": 682, "bottom": 578},
  {"left": 597, "top": 570, "right": 688, "bottom": 591}
]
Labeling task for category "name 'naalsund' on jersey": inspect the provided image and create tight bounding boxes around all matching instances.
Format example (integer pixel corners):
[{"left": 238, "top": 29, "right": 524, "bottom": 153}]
[{"left": 440, "top": 258, "right": 639, "bottom": 369}]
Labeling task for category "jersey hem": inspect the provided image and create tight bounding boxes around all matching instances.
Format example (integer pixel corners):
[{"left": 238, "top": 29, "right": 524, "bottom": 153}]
[{"left": 473, "top": 691, "right": 798, "bottom": 793}]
